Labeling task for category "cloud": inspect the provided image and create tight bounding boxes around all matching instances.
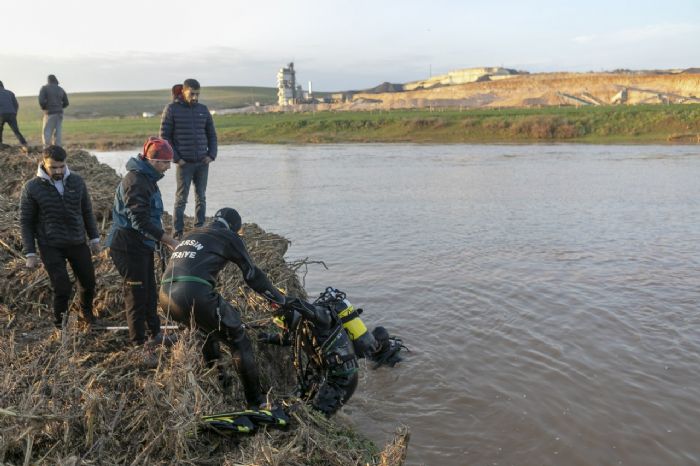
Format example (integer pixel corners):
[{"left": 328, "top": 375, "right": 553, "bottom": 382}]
[
  {"left": 573, "top": 35, "right": 596, "bottom": 44},
  {"left": 572, "top": 22, "right": 700, "bottom": 46},
  {"left": 1, "top": 48, "right": 448, "bottom": 95}
]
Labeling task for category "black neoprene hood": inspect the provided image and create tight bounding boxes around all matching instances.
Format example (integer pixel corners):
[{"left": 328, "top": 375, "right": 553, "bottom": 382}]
[{"left": 214, "top": 208, "right": 242, "bottom": 232}]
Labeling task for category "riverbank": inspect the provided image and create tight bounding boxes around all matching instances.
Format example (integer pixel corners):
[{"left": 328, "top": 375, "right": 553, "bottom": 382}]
[
  {"left": 10, "top": 104, "right": 700, "bottom": 150},
  {"left": 0, "top": 147, "right": 408, "bottom": 465}
]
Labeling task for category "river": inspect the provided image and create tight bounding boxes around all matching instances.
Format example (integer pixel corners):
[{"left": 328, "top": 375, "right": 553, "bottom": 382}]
[{"left": 95, "top": 143, "right": 700, "bottom": 466}]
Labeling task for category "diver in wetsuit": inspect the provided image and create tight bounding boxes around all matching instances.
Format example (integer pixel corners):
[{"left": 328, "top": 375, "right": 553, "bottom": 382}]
[
  {"left": 158, "top": 207, "right": 284, "bottom": 408},
  {"left": 259, "top": 285, "right": 407, "bottom": 415},
  {"left": 259, "top": 296, "right": 360, "bottom": 416}
]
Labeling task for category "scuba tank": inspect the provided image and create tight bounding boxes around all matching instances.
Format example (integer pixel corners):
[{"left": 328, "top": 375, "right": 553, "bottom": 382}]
[{"left": 314, "top": 287, "right": 378, "bottom": 357}]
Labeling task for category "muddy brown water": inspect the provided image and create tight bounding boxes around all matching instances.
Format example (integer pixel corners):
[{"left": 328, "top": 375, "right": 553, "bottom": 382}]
[{"left": 96, "top": 144, "right": 700, "bottom": 466}]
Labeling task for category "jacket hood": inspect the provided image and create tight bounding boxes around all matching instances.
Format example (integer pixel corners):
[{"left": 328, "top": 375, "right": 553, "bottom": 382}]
[
  {"left": 37, "top": 163, "right": 71, "bottom": 182},
  {"left": 125, "top": 156, "right": 164, "bottom": 181}
]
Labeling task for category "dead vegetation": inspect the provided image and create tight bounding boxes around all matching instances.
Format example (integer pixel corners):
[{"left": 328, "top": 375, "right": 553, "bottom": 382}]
[{"left": 0, "top": 145, "right": 409, "bottom": 465}]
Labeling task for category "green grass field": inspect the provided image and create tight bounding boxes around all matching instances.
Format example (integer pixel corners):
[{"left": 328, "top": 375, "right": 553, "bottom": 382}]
[
  {"left": 16, "top": 86, "right": 278, "bottom": 122},
  {"left": 10, "top": 87, "right": 700, "bottom": 148}
]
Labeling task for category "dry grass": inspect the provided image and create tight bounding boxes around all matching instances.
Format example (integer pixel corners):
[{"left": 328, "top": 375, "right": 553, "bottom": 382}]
[{"left": 0, "top": 145, "right": 409, "bottom": 465}]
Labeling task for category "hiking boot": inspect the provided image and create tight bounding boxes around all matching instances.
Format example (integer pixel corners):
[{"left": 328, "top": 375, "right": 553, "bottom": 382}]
[
  {"left": 173, "top": 231, "right": 183, "bottom": 241},
  {"left": 79, "top": 314, "right": 108, "bottom": 330},
  {"left": 146, "top": 332, "right": 178, "bottom": 348},
  {"left": 137, "top": 346, "right": 159, "bottom": 369}
]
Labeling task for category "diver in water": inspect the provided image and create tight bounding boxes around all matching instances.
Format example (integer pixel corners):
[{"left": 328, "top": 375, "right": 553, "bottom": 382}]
[
  {"left": 259, "top": 295, "right": 360, "bottom": 416},
  {"left": 259, "top": 288, "right": 406, "bottom": 416},
  {"left": 368, "top": 325, "right": 405, "bottom": 368}
]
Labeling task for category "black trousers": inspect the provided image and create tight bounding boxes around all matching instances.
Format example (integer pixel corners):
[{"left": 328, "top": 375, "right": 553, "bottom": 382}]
[
  {"left": 110, "top": 248, "right": 161, "bottom": 344},
  {"left": 0, "top": 113, "right": 27, "bottom": 145},
  {"left": 38, "top": 243, "right": 96, "bottom": 327},
  {"left": 159, "top": 281, "right": 263, "bottom": 406}
]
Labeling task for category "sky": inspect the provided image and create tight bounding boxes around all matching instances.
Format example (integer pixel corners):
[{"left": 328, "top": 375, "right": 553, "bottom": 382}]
[{"left": 1, "top": 0, "right": 698, "bottom": 96}]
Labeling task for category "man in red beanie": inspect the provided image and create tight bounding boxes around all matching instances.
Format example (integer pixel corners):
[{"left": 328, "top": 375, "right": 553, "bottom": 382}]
[{"left": 106, "top": 137, "right": 179, "bottom": 360}]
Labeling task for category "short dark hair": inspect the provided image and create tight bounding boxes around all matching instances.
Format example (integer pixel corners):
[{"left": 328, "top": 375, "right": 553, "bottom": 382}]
[
  {"left": 43, "top": 145, "right": 67, "bottom": 161},
  {"left": 0, "top": 81, "right": 4, "bottom": 88},
  {"left": 47, "top": 74, "right": 59, "bottom": 84},
  {"left": 183, "top": 78, "right": 200, "bottom": 90}
]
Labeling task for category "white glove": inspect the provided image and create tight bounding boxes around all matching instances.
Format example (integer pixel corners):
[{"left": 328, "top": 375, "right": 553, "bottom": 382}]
[
  {"left": 89, "top": 239, "right": 102, "bottom": 255},
  {"left": 26, "top": 255, "right": 40, "bottom": 269}
]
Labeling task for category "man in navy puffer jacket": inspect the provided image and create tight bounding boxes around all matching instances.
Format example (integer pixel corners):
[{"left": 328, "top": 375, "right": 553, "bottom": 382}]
[{"left": 159, "top": 78, "right": 217, "bottom": 239}]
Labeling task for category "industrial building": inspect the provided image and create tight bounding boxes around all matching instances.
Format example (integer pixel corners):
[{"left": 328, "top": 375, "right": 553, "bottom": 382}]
[{"left": 277, "top": 62, "right": 318, "bottom": 105}]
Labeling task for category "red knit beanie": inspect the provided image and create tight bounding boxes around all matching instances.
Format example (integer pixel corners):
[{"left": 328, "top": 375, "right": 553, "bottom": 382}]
[{"left": 142, "top": 137, "right": 174, "bottom": 161}]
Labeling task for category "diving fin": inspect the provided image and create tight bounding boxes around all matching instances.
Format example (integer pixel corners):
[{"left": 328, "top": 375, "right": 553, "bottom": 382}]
[
  {"left": 207, "top": 406, "right": 289, "bottom": 428},
  {"left": 201, "top": 413, "right": 256, "bottom": 434}
]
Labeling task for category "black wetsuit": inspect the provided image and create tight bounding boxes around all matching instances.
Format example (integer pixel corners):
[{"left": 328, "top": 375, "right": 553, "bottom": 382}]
[
  {"left": 158, "top": 220, "right": 283, "bottom": 406},
  {"left": 268, "top": 298, "right": 359, "bottom": 416},
  {"left": 305, "top": 315, "right": 359, "bottom": 416}
]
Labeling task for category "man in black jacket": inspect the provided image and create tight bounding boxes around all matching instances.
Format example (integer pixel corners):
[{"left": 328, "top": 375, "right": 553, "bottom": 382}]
[
  {"left": 19, "top": 145, "right": 101, "bottom": 328},
  {"left": 159, "top": 78, "right": 217, "bottom": 239},
  {"left": 38, "top": 74, "right": 69, "bottom": 147},
  {"left": 0, "top": 80, "right": 28, "bottom": 151},
  {"left": 159, "top": 208, "right": 283, "bottom": 408}
]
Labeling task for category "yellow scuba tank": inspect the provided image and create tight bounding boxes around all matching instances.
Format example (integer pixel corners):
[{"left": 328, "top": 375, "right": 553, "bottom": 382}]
[
  {"left": 330, "top": 293, "right": 377, "bottom": 357},
  {"left": 336, "top": 299, "right": 367, "bottom": 340}
]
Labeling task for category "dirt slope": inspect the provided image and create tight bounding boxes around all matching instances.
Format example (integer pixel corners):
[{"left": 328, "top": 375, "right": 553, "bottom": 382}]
[
  {"left": 0, "top": 147, "right": 409, "bottom": 465},
  {"left": 343, "top": 72, "right": 700, "bottom": 110}
]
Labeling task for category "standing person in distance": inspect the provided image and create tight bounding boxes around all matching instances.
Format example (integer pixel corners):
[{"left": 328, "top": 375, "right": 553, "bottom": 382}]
[
  {"left": 106, "top": 137, "right": 179, "bottom": 352},
  {"left": 0, "top": 80, "right": 29, "bottom": 152},
  {"left": 171, "top": 84, "right": 183, "bottom": 102},
  {"left": 38, "top": 74, "right": 69, "bottom": 147},
  {"left": 19, "top": 145, "right": 102, "bottom": 329},
  {"left": 159, "top": 78, "right": 217, "bottom": 240}
]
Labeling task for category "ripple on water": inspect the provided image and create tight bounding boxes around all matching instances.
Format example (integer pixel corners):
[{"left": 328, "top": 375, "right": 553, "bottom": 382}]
[{"left": 95, "top": 144, "right": 700, "bottom": 466}]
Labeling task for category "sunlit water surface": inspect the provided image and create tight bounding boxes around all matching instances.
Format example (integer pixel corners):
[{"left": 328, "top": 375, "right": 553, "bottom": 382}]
[{"left": 96, "top": 144, "right": 700, "bottom": 466}]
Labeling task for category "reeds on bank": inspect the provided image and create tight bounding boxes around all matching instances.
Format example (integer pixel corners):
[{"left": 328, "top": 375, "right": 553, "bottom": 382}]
[{"left": 0, "top": 146, "right": 408, "bottom": 465}]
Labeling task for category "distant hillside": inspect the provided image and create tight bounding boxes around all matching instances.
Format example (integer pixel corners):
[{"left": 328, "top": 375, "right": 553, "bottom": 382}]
[
  {"left": 338, "top": 70, "right": 700, "bottom": 111},
  {"left": 15, "top": 86, "right": 279, "bottom": 123}
]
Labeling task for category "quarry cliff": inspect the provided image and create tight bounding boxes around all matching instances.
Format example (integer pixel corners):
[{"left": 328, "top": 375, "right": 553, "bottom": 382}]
[{"left": 322, "top": 70, "right": 700, "bottom": 111}]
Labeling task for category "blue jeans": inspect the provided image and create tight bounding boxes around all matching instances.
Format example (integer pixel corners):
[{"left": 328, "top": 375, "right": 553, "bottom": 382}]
[{"left": 174, "top": 161, "right": 209, "bottom": 234}]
